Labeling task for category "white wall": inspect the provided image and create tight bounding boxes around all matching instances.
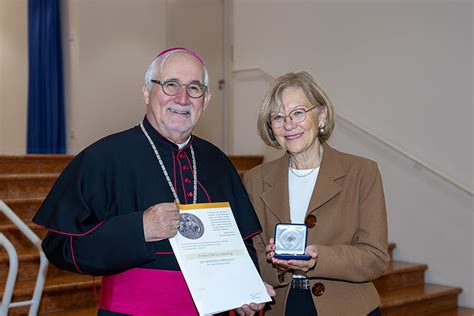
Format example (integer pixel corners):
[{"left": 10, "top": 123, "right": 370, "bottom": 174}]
[
  {"left": 64, "top": 0, "right": 167, "bottom": 153},
  {"left": 0, "top": 0, "right": 27, "bottom": 154},
  {"left": 232, "top": 0, "right": 473, "bottom": 307}
]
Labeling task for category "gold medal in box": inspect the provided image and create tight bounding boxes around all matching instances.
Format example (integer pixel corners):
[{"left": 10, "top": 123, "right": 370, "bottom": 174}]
[{"left": 274, "top": 223, "right": 311, "bottom": 260}]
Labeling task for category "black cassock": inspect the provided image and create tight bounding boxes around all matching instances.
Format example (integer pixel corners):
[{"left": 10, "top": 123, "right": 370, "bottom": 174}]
[{"left": 33, "top": 117, "right": 262, "bottom": 315}]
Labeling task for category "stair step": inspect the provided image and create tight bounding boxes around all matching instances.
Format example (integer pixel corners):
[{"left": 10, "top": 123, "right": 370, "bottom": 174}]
[
  {"left": 0, "top": 155, "right": 73, "bottom": 174},
  {"left": 0, "top": 174, "right": 58, "bottom": 199},
  {"left": 228, "top": 155, "right": 263, "bottom": 171},
  {"left": 0, "top": 222, "right": 47, "bottom": 249},
  {"left": 1, "top": 274, "right": 100, "bottom": 315},
  {"left": 0, "top": 247, "right": 69, "bottom": 282},
  {"left": 0, "top": 197, "right": 44, "bottom": 224},
  {"left": 431, "top": 307, "right": 474, "bottom": 316},
  {"left": 374, "top": 260, "right": 428, "bottom": 291},
  {"left": 380, "top": 283, "right": 462, "bottom": 316},
  {"left": 40, "top": 306, "right": 98, "bottom": 316}
]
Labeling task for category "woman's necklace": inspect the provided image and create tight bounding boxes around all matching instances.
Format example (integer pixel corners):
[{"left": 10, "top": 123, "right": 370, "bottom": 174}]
[
  {"left": 288, "top": 145, "right": 323, "bottom": 178},
  {"left": 140, "top": 121, "right": 197, "bottom": 204}
]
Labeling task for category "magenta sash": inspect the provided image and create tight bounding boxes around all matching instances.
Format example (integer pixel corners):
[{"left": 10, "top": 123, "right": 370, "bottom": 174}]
[{"left": 100, "top": 268, "right": 198, "bottom": 316}]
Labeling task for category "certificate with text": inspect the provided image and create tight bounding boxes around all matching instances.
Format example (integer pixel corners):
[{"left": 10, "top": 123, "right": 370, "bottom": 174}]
[{"left": 169, "top": 202, "right": 271, "bottom": 315}]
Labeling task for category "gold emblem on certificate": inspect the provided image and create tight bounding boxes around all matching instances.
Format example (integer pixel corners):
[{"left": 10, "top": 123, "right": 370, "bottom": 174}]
[{"left": 274, "top": 223, "right": 311, "bottom": 260}]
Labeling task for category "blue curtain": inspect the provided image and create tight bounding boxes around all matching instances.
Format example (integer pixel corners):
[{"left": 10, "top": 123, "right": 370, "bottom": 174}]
[{"left": 27, "top": 0, "right": 66, "bottom": 154}]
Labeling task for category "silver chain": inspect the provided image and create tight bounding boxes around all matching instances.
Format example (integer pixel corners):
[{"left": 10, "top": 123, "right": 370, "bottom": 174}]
[
  {"left": 289, "top": 164, "right": 317, "bottom": 177},
  {"left": 140, "top": 121, "right": 197, "bottom": 204},
  {"left": 289, "top": 145, "right": 323, "bottom": 178}
]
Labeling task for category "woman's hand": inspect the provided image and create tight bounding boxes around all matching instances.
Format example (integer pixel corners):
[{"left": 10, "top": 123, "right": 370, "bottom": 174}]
[
  {"left": 233, "top": 282, "right": 275, "bottom": 315},
  {"left": 268, "top": 241, "right": 319, "bottom": 273},
  {"left": 266, "top": 238, "right": 291, "bottom": 272}
]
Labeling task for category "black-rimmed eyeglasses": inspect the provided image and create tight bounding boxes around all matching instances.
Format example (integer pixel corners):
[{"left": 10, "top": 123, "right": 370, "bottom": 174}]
[
  {"left": 269, "top": 106, "right": 317, "bottom": 128},
  {"left": 151, "top": 79, "right": 207, "bottom": 99}
]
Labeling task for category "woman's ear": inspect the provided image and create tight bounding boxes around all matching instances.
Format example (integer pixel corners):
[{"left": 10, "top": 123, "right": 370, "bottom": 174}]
[{"left": 319, "top": 105, "right": 328, "bottom": 127}]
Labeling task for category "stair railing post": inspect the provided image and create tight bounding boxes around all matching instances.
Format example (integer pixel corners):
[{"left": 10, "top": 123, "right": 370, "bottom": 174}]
[
  {"left": 0, "top": 233, "right": 18, "bottom": 316},
  {"left": 0, "top": 200, "right": 48, "bottom": 316}
]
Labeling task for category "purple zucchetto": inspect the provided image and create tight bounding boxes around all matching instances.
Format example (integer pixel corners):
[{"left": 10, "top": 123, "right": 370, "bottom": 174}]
[{"left": 157, "top": 47, "right": 204, "bottom": 64}]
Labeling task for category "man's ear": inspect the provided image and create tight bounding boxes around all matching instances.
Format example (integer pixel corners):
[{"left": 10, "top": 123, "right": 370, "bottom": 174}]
[
  {"left": 202, "top": 90, "right": 212, "bottom": 112},
  {"left": 142, "top": 85, "right": 150, "bottom": 104}
]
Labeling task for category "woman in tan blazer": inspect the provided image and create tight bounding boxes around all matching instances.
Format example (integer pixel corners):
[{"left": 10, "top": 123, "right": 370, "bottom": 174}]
[{"left": 243, "top": 71, "right": 389, "bottom": 316}]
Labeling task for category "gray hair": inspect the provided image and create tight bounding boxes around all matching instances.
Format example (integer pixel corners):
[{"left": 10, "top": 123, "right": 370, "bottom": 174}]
[{"left": 144, "top": 50, "right": 209, "bottom": 91}]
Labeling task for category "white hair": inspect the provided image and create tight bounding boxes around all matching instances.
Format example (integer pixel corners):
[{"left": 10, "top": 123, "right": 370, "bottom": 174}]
[{"left": 144, "top": 50, "right": 209, "bottom": 91}]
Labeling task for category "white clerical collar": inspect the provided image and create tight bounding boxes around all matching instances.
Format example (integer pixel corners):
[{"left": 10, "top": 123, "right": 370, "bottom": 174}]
[{"left": 176, "top": 135, "right": 192, "bottom": 149}]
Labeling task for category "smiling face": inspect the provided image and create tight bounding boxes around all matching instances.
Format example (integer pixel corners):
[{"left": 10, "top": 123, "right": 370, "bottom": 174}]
[
  {"left": 271, "top": 86, "right": 327, "bottom": 157},
  {"left": 143, "top": 53, "right": 211, "bottom": 143}
]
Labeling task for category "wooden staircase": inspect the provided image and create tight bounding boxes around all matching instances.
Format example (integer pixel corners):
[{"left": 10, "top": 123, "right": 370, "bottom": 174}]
[
  {"left": 0, "top": 155, "right": 472, "bottom": 315},
  {"left": 0, "top": 155, "right": 97, "bottom": 315},
  {"left": 375, "top": 248, "right": 472, "bottom": 315}
]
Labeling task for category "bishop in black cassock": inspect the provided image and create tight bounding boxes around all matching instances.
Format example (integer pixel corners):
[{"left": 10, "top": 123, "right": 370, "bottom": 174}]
[{"left": 33, "top": 48, "right": 263, "bottom": 316}]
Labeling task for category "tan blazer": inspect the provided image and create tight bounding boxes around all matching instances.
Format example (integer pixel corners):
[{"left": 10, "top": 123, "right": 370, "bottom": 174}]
[{"left": 243, "top": 143, "right": 389, "bottom": 316}]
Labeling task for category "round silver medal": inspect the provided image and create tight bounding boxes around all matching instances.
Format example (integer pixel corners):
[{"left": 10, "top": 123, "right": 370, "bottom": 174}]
[
  {"left": 178, "top": 213, "right": 205, "bottom": 239},
  {"left": 279, "top": 228, "right": 303, "bottom": 250}
]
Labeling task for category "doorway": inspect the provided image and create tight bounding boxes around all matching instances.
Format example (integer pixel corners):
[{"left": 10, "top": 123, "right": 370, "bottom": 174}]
[{"left": 166, "top": 0, "right": 227, "bottom": 150}]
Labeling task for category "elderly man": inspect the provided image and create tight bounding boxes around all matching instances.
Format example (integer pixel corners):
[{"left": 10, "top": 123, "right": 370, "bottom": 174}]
[{"left": 33, "top": 48, "right": 267, "bottom": 315}]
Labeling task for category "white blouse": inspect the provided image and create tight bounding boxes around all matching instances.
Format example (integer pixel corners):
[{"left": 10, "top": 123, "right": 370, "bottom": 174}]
[{"left": 288, "top": 167, "right": 319, "bottom": 224}]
